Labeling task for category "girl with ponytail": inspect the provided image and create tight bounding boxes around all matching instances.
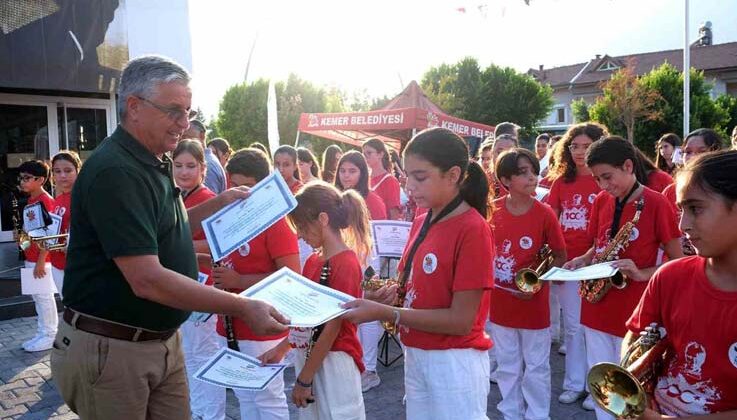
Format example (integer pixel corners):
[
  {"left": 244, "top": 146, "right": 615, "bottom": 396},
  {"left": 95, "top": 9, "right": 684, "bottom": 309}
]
[
  {"left": 260, "top": 182, "right": 369, "bottom": 418},
  {"left": 344, "top": 127, "right": 495, "bottom": 420}
]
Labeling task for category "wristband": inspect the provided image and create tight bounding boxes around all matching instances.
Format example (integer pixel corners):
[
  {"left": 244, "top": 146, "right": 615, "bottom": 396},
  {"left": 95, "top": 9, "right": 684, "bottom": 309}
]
[{"left": 295, "top": 378, "right": 312, "bottom": 388}]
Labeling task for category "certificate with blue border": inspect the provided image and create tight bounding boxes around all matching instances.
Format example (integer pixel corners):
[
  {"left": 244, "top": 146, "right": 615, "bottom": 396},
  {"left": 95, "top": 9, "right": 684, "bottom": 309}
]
[
  {"left": 194, "top": 348, "right": 286, "bottom": 391},
  {"left": 202, "top": 171, "right": 297, "bottom": 261},
  {"left": 370, "top": 220, "right": 412, "bottom": 258},
  {"left": 241, "top": 267, "right": 355, "bottom": 328}
]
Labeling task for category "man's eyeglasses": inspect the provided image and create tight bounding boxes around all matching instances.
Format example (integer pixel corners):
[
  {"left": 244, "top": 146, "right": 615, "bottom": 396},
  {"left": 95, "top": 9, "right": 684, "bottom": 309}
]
[
  {"left": 18, "top": 175, "right": 39, "bottom": 183},
  {"left": 136, "top": 96, "right": 197, "bottom": 122}
]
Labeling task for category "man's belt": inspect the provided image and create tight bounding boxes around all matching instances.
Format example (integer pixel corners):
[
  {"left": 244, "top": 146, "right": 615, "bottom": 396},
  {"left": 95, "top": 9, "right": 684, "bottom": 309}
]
[{"left": 63, "top": 308, "right": 176, "bottom": 342}]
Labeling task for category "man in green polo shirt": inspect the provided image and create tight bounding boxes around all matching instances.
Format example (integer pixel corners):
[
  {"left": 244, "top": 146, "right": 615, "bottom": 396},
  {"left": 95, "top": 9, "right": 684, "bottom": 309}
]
[{"left": 50, "top": 55, "right": 289, "bottom": 420}]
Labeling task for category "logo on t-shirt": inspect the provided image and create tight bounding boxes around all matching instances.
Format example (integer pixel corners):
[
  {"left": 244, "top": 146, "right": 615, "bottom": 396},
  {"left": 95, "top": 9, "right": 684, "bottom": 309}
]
[
  {"left": 494, "top": 239, "right": 516, "bottom": 285},
  {"left": 238, "top": 243, "right": 251, "bottom": 257},
  {"left": 519, "top": 236, "right": 533, "bottom": 250},
  {"left": 629, "top": 227, "right": 640, "bottom": 242},
  {"left": 54, "top": 206, "right": 66, "bottom": 217},
  {"left": 729, "top": 343, "right": 737, "bottom": 369},
  {"left": 422, "top": 253, "right": 438, "bottom": 274},
  {"left": 655, "top": 341, "right": 721, "bottom": 416},
  {"left": 560, "top": 204, "right": 588, "bottom": 231}
]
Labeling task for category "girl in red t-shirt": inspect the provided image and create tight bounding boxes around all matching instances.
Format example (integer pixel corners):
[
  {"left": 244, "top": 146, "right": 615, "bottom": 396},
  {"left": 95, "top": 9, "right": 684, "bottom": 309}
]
[
  {"left": 274, "top": 145, "right": 303, "bottom": 195},
  {"left": 18, "top": 160, "right": 57, "bottom": 353},
  {"left": 49, "top": 151, "right": 81, "bottom": 298},
  {"left": 214, "top": 148, "right": 300, "bottom": 420},
  {"left": 345, "top": 128, "right": 494, "bottom": 420},
  {"left": 334, "top": 150, "right": 387, "bottom": 391},
  {"left": 490, "top": 148, "right": 567, "bottom": 420},
  {"left": 261, "top": 182, "right": 369, "bottom": 418},
  {"left": 563, "top": 136, "right": 683, "bottom": 420},
  {"left": 363, "top": 138, "right": 402, "bottom": 220},
  {"left": 545, "top": 122, "right": 607, "bottom": 406},
  {"left": 626, "top": 150, "right": 737, "bottom": 419},
  {"left": 173, "top": 140, "right": 225, "bottom": 420}
]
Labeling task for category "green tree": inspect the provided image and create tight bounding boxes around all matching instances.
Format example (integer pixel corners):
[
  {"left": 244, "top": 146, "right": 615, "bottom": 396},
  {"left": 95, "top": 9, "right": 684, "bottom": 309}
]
[
  {"left": 215, "top": 79, "right": 269, "bottom": 149},
  {"left": 571, "top": 98, "right": 590, "bottom": 123},
  {"left": 715, "top": 93, "right": 737, "bottom": 138},
  {"left": 421, "top": 57, "right": 553, "bottom": 134}
]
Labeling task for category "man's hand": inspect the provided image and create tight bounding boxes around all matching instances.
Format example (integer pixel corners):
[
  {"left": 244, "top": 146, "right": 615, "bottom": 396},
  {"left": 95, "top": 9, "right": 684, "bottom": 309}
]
[{"left": 238, "top": 298, "right": 290, "bottom": 336}]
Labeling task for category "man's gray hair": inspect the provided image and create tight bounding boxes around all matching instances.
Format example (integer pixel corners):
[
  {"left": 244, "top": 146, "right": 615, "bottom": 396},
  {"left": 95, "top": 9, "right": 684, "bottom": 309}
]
[{"left": 117, "top": 55, "right": 190, "bottom": 121}]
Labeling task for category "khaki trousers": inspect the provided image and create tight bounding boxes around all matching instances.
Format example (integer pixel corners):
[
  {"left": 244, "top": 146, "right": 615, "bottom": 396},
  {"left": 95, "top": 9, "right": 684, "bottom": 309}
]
[{"left": 50, "top": 319, "right": 190, "bottom": 420}]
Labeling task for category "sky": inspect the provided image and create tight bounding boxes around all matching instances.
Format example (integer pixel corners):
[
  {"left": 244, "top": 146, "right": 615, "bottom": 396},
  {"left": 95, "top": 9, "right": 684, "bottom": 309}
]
[{"left": 188, "top": 0, "right": 737, "bottom": 118}]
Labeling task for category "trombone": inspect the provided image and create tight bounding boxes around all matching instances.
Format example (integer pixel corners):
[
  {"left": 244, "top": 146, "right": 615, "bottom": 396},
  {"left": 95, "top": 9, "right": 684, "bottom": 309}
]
[
  {"left": 514, "top": 245, "right": 554, "bottom": 294},
  {"left": 587, "top": 323, "right": 669, "bottom": 418}
]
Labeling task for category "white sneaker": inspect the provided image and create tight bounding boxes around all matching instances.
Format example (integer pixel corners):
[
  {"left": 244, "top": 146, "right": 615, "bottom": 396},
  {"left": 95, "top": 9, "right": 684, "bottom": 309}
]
[
  {"left": 582, "top": 394, "right": 595, "bottom": 411},
  {"left": 21, "top": 335, "right": 42, "bottom": 351},
  {"left": 24, "top": 335, "right": 54, "bottom": 352},
  {"left": 558, "top": 344, "right": 567, "bottom": 355},
  {"left": 558, "top": 390, "right": 585, "bottom": 404},
  {"left": 361, "top": 370, "right": 381, "bottom": 392}
]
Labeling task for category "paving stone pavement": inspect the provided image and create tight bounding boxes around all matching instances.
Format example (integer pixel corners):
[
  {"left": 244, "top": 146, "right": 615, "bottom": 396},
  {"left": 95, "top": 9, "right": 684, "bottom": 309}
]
[{"left": 0, "top": 316, "right": 595, "bottom": 419}]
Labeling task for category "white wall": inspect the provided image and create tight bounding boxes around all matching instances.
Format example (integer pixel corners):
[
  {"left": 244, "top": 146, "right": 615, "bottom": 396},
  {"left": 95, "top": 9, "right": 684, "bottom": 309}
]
[{"left": 125, "top": 0, "right": 193, "bottom": 72}]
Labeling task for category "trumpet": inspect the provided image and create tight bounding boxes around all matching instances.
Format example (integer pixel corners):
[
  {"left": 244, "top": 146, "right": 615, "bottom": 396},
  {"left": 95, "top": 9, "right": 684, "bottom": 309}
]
[
  {"left": 588, "top": 323, "right": 669, "bottom": 418},
  {"left": 514, "top": 245, "right": 554, "bottom": 294},
  {"left": 17, "top": 232, "right": 69, "bottom": 252}
]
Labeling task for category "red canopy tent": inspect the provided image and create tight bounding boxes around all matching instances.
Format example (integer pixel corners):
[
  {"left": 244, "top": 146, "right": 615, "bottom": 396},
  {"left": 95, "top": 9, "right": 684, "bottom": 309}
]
[{"left": 296, "top": 81, "right": 494, "bottom": 151}]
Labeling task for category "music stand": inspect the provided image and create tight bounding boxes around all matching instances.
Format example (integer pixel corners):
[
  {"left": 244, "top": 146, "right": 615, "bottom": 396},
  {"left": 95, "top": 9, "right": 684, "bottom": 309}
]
[{"left": 376, "top": 256, "right": 403, "bottom": 367}]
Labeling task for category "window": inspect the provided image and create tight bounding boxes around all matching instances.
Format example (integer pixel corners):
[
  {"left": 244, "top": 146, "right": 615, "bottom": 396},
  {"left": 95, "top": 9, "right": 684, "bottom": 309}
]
[
  {"left": 597, "top": 61, "right": 620, "bottom": 71},
  {"left": 557, "top": 108, "right": 566, "bottom": 123}
]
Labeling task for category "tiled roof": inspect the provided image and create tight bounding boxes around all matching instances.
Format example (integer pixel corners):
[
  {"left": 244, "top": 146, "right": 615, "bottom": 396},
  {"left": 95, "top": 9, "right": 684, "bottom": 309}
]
[{"left": 528, "top": 41, "right": 737, "bottom": 88}]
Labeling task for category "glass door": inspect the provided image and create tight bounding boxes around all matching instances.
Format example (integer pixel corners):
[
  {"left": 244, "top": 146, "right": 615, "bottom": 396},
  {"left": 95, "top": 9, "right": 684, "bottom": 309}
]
[{"left": 0, "top": 103, "right": 58, "bottom": 242}]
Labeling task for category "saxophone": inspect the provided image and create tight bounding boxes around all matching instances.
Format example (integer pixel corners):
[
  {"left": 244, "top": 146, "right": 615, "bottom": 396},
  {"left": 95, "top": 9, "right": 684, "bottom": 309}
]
[
  {"left": 579, "top": 198, "right": 644, "bottom": 304},
  {"left": 360, "top": 266, "right": 401, "bottom": 334},
  {"left": 588, "top": 323, "right": 670, "bottom": 418}
]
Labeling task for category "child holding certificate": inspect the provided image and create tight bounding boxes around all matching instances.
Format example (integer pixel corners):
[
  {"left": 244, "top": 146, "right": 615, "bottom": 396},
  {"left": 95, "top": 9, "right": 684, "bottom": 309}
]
[
  {"left": 626, "top": 150, "right": 737, "bottom": 418},
  {"left": 343, "top": 127, "right": 494, "bottom": 420},
  {"left": 274, "top": 145, "right": 303, "bottom": 195},
  {"left": 261, "top": 181, "right": 369, "bottom": 419},
  {"left": 49, "top": 151, "right": 81, "bottom": 298},
  {"left": 489, "top": 148, "right": 567, "bottom": 420},
  {"left": 334, "top": 150, "right": 387, "bottom": 392},
  {"left": 173, "top": 140, "right": 225, "bottom": 420},
  {"left": 19, "top": 160, "right": 58, "bottom": 353},
  {"left": 563, "top": 136, "right": 682, "bottom": 420},
  {"left": 213, "top": 148, "right": 300, "bottom": 420}
]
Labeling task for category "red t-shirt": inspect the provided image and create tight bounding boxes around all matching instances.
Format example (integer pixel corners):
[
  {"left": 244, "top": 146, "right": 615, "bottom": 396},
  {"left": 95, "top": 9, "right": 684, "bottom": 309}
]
[
  {"left": 24, "top": 192, "right": 56, "bottom": 263},
  {"left": 183, "top": 185, "right": 217, "bottom": 283},
  {"left": 216, "top": 218, "right": 298, "bottom": 341},
  {"left": 647, "top": 169, "right": 673, "bottom": 193},
  {"left": 662, "top": 183, "right": 677, "bottom": 210},
  {"left": 538, "top": 175, "right": 554, "bottom": 189},
  {"left": 581, "top": 187, "right": 681, "bottom": 337},
  {"left": 627, "top": 257, "right": 737, "bottom": 416},
  {"left": 546, "top": 174, "right": 602, "bottom": 259},
  {"left": 302, "top": 250, "right": 365, "bottom": 373},
  {"left": 289, "top": 179, "right": 303, "bottom": 195},
  {"left": 50, "top": 192, "right": 71, "bottom": 270},
  {"left": 365, "top": 191, "right": 387, "bottom": 220},
  {"left": 398, "top": 208, "right": 494, "bottom": 351},
  {"left": 370, "top": 173, "right": 400, "bottom": 215},
  {"left": 490, "top": 198, "right": 566, "bottom": 329}
]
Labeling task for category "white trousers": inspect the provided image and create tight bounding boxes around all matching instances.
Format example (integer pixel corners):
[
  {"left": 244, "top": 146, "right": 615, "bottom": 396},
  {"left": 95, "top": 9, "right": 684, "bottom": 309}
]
[
  {"left": 358, "top": 321, "right": 382, "bottom": 372},
  {"left": 220, "top": 337, "right": 289, "bottom": 420},
  {"left": 25, "top": 262, "right": 58, "bottom": 338},
  {"left": 549, "top": 291, "right": 561, "bottom": 342},
  {"left": 490, "top": 323, "right": 551, "bottom": 420},
  {"left": 584, "top": 327, "right": 623, "bottom": 420},
  {"left": 485, "top": 320, "right": 497, "bottom": 368},
  {"left": 552, "top": 282, "right": 587, "bottom": 392},
  {"left": 404, "top": 346, "right": 490, "bottom": 420},
  {"left": 294, "top": 349, "right": 365, "bottom": 420},
  {"left": 180, "top": 316, "right": 225, "bottom": 420},
  {"left": 51, "top": 266, "right": 64, "bottom": 299}
]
